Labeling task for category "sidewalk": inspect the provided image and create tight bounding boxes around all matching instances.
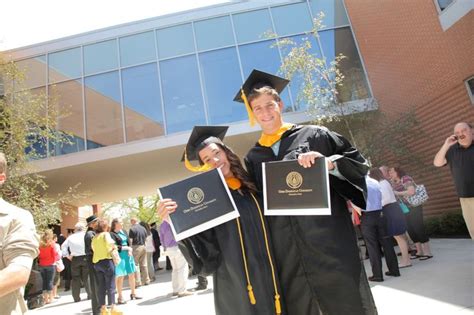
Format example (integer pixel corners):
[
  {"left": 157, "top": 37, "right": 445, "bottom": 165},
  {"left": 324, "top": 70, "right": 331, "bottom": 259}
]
[{"left": 29, "top": 238, "right": 473, "bottom": 314}]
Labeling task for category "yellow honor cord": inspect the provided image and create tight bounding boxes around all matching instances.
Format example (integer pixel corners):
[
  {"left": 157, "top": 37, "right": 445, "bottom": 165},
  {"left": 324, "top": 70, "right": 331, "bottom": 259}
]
[
  {"left": 250, "top": 193, "right": 282, "bottom": 315},
  {"left": 184, "top": 149, "right": 212, "bottom": 172},
  {"left": 258, "top": 123, "right": 294, "bottom": 147},
  {"left": 235, "top": 218, "right": 256, "bottom": 305},
  {"left": 241, "top": 88, "right": 256, "bottom": 127}
]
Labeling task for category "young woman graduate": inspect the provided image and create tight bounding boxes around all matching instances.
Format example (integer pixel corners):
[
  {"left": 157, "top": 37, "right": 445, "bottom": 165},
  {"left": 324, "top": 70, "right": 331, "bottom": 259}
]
[{"left": 157, "top": 126, "right": 285, "bottom": 315}]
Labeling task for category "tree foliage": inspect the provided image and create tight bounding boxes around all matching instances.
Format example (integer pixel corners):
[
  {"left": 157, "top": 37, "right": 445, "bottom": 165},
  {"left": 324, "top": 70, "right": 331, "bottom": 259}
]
[
  {"left": 269, "top": 13, "right": 423, "bottom": 166},
  {"left": 102, "top": 195, "right": 160, "bottom": 227},
  {"left": 0, "top": 55, "right": 85, "bottom": 231}
]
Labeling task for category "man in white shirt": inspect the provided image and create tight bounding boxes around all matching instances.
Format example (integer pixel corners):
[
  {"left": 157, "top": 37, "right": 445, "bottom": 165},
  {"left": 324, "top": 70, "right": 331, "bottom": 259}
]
[
  {"left": 0, "top": 152, "right": 39, "bottom": 314},
  {"left": 61, "top": 222, "right": 91, "bottom": 302}
]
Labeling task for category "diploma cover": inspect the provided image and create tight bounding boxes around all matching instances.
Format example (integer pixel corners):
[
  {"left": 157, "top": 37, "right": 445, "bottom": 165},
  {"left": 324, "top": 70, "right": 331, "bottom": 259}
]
[
  {"left": 157, "top": 168, "right": 239, "bottom": 241},
  {"left": 262, "top": 159, "right": 331, "bottom": 215}
]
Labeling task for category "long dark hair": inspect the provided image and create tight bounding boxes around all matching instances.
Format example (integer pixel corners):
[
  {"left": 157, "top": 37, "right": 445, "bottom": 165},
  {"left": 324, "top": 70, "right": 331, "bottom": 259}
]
[
  {"left": 197, "top": 139, "right": 257, "bottom": 194},
  {"left": 111, "top": 218, "right": 121, "bottom": 232}
]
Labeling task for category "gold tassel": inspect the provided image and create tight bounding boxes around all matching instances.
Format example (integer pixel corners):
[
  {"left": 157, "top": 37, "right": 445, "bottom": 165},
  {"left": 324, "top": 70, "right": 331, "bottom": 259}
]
[
  {"left": 184, "top": 149, "right": 212, "bottom": 172},
  {"left": 247, "top": 285, "right": 256, "bottom": 305},
  {"left": 275, "top": 294, "right": 281, "bottom": 314},
  {"left": 241, "top": 88, "right": 256, "bottom": 127}
]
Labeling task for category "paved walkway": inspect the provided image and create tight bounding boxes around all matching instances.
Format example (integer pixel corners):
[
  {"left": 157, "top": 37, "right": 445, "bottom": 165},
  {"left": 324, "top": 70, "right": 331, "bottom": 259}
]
[{"left": 29, "top": 238, "right": 473, "bottom": 314}]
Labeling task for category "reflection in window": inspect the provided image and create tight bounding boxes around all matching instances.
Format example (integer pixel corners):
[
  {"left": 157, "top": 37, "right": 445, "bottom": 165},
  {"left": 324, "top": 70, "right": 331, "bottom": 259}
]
[
  {"left": 319, "top": 27, "right": 370, "bottom": 102},
  {"left": 84, "top": 40, "right": 118, "bottom": 75},
  {"left": 15, "top": 56, "right": 47, "bottom": 90},
  {"left": 199, "top": 48, "right": 247, "bottom": 124},
  {"left": 84, "top": 71, "right": 124, "bottom": 148},
  {"left": 48, "top": 80, "right": 85, "bottom": 156},
  {"left": 309, "top": 0, "right": 349, "bottom": 29},
  {"left": 23, "top": 87, "right": 48, "bottom": 159},
  {"left": 48, "top": 48, "right": 82, "bottom": 83},
  {"left": 271, "top": 3, "right": 313, "bottom": 36},
  {"left": 437, "top": 0, "right": 455, "bottom": 11},
  {"left": 122, "top": 63, "right": 164, "bottom": 142},
  {"left": 233, "top": 9, "right": 273, "bottom": 44},
  {"left": 194, "top": 16, "right": 234, "bottom": 51},
  {"left": 120, "top": 31, "right": 156, "bottom": 67},
  {"left": 160, "top": 55, "right": 206, "bottom": 134},
  {"left": 466, "top": 77, "right": 474, "bottom": 105},
  {"left": 156, "top": 24, "right": 194, "bottom": 59},
  {"left": 239, "top": 40, "right": 293, "bottom": 111}
]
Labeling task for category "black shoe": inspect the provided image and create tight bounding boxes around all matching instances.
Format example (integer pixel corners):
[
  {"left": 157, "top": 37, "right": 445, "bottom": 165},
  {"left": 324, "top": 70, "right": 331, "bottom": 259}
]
[
  {"left": 368, "top": 276, "right": 383, "bottom": 282},
  {"left": 130, "top": 294, "right": 143, "bottom": 300},
  {"left": 385, "top": 271, "right": 401, "bottom": 277},
  {"left": 193, "top": 284, "right": 207, "bottom": 291}
]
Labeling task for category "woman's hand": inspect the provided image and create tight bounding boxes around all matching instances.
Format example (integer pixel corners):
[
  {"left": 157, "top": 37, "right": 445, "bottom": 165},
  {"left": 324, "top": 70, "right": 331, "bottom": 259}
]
[
  {"left": 157, "top": 198, "right": 178, "bottom": 219},
  {"left": 297, "top": 151, "right": 335, "bottom": 170}
]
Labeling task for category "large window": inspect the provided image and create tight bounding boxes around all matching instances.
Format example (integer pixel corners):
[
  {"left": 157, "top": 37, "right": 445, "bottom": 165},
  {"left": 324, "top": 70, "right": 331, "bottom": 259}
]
[
  {"left": 194, "top": 16, "right": 234, "bottom": 51},
  {"left": 156, "top": 24, "right": 195, "bottom": 59},
  {"left": 119, "top": 31, "right": 156, "bottom": 67},
  {"left": 466, "top": 76, "right": 474, "bottom": 105},
  {"left": 199, "top": 47, "right": 247, "bottom": 124},
  {"left": 309, "top": 0, "right": 349, "bottom": 29},
  {"left": 48, "top": 48, "right": 82, "bottom": 83},
  {"left": 15, "top": 56, "right": 46, "bottom": 90},
  {"left": 48, "top": 80, "right": 85, "bottom": 156},
  {"left": 84, "top": 71, "right": 123, "bottom": 148},
  {"left": 160, "top": 55, "right": 206, "bottom": 133},
  {"left": 319, "top": 27, "right": 370, "bottom": 102},
  {"left": 122, "top": 63, "right": 164, "bottom": 141},
  {"left": 84, "top": 40, "right": 119, "bottom": 75},
  {"left": 233, "top": 9, "right": 274, "bottom": 44},
  {"left": 239, "top": 40, "right": 292, "bottom": 111},
  {"left": 271, "top": 3, "right": 313, "bottom": 36}
]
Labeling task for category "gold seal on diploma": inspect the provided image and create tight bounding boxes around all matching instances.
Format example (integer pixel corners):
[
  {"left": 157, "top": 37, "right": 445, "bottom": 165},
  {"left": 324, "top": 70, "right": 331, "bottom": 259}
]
[
  {"left": 286, "top": 171, "right": 303, "bottom": 189},
  {"left": 187, "top": 187, "right": 205, "bottom": 204}
]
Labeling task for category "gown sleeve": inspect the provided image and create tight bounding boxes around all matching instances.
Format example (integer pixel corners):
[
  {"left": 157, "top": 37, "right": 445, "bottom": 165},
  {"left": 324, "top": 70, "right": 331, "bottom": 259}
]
[
  {"left": 179, "top": 228, "right": 221, "bottom": 276},
  {"left": 317, "top": 128, "right": 369, "bottom": 209}
]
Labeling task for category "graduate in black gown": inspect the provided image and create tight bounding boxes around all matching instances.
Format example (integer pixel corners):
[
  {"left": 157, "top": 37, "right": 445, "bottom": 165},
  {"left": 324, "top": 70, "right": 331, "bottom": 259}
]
[
  {"left": 235, "top": 70, "right": 377, "bottom": 315},
  {"left": 157, "top": 126, "right": 285, "bottom": 315}
]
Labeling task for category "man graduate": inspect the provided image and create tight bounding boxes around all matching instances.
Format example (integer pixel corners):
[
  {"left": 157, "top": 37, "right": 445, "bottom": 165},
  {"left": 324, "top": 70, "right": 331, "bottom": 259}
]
[{"left": 236, "top": 70, "right": 377, "bottom": 315}]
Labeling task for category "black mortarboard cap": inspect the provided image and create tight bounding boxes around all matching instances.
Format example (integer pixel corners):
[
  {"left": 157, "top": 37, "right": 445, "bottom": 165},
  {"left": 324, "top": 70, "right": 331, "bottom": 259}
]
[
  {"left": 233, "top": 70, "right": 289, "bottom": 126},
  {"left": 233, "top": 69, "right": 290, "bottom": 103},
  {"left": 181, "top": 126, "right": 229, "bottom": 171}
]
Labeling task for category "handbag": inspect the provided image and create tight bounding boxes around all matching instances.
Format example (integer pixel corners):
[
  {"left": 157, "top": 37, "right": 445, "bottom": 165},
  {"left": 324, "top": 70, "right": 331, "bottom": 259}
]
[
  {"left": 111, "top": 248, "right": 121, "bottom": 266},
  {"left": 398, "top": 201, "right": 410, "bottom": 214},
  {"left": 405, "top": 182, "right": 429, "bottom": 207},
  {"left": 104, "top": 234, "right": 121, "bottom": 266},
  {"left": 55, "top": 259, "right": 65, "bottom": 273}
]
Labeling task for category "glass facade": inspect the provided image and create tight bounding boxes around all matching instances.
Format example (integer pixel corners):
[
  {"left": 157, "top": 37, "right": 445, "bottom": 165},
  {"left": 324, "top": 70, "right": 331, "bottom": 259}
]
[{"left": 14, "top": 0, "right": 370, "bottom": 158}]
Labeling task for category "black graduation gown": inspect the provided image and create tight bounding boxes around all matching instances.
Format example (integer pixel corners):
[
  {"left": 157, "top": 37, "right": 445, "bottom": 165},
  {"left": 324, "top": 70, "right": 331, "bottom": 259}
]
[
  {"left": 181, "top": 189, "right": 286, "bottom": 315},
  {"left": 244, "top": 125, "right": 377, "bottom": 315}
]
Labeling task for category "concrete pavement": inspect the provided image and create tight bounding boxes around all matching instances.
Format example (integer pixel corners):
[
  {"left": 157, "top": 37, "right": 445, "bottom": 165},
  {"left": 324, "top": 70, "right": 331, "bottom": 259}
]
[{"left": 29, "top": 238, "right": 473, "bottom": 314}]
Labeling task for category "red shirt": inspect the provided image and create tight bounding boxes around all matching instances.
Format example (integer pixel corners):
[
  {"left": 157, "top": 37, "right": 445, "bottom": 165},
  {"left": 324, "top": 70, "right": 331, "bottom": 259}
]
[{"left": 38, "top": 245, "right": 57, "bottom": 266}]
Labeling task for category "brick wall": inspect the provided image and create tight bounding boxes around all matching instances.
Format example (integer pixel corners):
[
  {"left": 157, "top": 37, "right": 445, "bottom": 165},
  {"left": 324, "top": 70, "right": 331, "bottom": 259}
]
[{"left": 345, "top": 0, "right": 474, "bottom": 216}]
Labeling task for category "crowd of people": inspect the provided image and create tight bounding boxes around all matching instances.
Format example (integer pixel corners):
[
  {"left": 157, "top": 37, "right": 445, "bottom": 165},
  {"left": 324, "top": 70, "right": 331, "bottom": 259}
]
[
  {"left": 351, "top": 166, "right": 434, "bottom": 283},
  {"left": 0, "top": 68, "right": 472, "bottom": 315}
]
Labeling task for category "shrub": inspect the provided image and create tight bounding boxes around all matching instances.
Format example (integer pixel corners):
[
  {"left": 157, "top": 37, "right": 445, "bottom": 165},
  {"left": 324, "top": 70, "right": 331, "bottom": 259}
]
[{"left": 425, "top": 211, "right": 469, "bottom": 238}]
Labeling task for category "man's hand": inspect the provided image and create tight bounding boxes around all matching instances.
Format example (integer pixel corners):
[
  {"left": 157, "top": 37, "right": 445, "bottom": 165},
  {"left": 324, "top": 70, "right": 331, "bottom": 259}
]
[
  {"left": 297, "top": 151, "right": 335, "bottom": 170},
  {"left": 444, "top": 135, "right": 458, "bottom": 147},
  {"left": 157, "top": 198, "right": 178, "bottom": 219}
]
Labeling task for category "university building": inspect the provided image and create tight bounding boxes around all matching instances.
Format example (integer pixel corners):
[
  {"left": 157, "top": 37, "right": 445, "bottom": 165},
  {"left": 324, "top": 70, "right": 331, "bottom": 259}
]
[{"left": 2, "top": 0, "right": 472, "bottom": 232}]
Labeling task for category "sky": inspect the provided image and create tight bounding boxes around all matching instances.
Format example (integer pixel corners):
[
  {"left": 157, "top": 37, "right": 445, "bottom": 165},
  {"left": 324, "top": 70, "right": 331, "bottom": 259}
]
[{"left": 0, "top": 0, "right": 228, "bottom": 51}]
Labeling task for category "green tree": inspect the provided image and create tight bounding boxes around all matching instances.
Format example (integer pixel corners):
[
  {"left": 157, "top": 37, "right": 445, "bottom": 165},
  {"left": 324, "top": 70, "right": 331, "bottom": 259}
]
[
  {"left": 0, "top": 55, "right": 85, "bottom": 231},
  {"left": 103, "top": 195, "right": 160, "bottom": 227},
  {"left": 268, "top": 13, "right": 424, "bottom": 165}
]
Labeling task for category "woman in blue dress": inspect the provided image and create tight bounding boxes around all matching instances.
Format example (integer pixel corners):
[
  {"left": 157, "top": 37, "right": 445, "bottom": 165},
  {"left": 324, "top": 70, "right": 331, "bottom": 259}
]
[{"left": 110, "top": 218, "right": 142, "bottom": 304}]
